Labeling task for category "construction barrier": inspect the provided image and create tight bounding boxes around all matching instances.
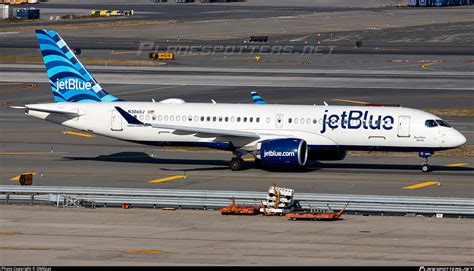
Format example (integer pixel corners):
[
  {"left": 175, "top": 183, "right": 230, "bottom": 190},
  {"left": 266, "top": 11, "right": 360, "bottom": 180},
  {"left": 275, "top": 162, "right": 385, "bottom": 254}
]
[{"left": 1, "top": 185, "right": 473, "bottom": 217}]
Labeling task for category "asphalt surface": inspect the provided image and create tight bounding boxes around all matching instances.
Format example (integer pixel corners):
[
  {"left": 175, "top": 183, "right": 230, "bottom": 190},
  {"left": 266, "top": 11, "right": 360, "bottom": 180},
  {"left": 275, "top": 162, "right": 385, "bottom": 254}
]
[
  {"left": 1, "top": 65, "right": 473, "bottom": 94},
  {"left": 1, "top": 206, "right": 473, "bottom": 265},
  {"left": 1, "top": 82, "right": 472, "bottom": 198},
  {"left": 0, "top": 1, "right": 472, "bottom": 266}
]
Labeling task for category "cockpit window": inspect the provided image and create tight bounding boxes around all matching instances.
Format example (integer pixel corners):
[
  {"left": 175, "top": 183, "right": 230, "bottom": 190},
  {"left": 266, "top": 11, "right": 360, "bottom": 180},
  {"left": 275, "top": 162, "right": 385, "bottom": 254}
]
[
  {"left": 436, "top": 119, "right": 452, "bottom": 128},
  {"left": 425, "top": 120, "right": 438, "bottom": 128}
]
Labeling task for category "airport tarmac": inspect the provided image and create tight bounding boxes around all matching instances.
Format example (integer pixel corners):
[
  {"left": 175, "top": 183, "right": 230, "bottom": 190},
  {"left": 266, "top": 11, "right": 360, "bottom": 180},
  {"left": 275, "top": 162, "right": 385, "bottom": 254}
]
[
  {"left": 1, "top": 205, "right": 473, "bottom": 266},
  {"left": 1, "top": 82, "right": 472, "bottom": 198}
]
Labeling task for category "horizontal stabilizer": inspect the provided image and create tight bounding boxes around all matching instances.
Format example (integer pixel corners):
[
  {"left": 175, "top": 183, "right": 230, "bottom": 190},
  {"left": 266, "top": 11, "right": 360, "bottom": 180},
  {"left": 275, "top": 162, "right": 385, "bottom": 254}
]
[{"left": 26, "top": 106, "right": 81, "bottom": 116}]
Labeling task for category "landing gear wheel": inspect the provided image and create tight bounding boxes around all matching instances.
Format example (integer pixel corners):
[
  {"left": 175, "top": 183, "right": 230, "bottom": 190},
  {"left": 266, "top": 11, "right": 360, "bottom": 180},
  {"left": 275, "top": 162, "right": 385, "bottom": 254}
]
[
  {"left": 421, "top": 164, "right": 431, "bottom": 173},
  {"left": 229, "top": 158, "right": 245, "bottom": 171},
  {"left": 254, "top": 158, "right": 262, "bottom": 169}
]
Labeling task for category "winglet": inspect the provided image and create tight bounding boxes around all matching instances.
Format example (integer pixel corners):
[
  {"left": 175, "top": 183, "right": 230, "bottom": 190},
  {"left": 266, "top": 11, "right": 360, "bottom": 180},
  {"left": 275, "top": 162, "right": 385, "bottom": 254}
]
[
  {"left": 250, "top": 91, "right": 265, "bottom": 104},
  {"left": 114, "top": 106, "right": 144, "bottom": 125}
]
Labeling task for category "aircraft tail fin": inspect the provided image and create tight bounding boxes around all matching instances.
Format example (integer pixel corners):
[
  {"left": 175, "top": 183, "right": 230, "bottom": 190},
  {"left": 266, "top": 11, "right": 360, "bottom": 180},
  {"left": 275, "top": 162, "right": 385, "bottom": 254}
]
[
  {"left": 250, "top": 91, "right": 265, "bottom": 104},
  {"left": 35, "top": 29, "right": 120, "bottom": 103}
]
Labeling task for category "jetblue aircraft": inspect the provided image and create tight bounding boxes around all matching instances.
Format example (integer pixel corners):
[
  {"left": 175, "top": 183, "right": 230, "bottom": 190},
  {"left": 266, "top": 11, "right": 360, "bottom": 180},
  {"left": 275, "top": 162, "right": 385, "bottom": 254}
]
[{"left": 19, "top": 30, "right": 466, "bottom": 172}]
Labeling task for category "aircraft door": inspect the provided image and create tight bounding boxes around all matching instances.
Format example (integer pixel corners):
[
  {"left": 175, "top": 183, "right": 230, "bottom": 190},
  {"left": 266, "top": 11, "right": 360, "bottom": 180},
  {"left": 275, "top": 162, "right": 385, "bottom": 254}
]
[
  {"left": 397, "top": 116, "right": 410, "bottom": 137},
  {"left": 276, "top": 114, "right": 283, "bottom": 129},
  {"left": 111, "top": 109, "right": 123, "bottom": 131}
]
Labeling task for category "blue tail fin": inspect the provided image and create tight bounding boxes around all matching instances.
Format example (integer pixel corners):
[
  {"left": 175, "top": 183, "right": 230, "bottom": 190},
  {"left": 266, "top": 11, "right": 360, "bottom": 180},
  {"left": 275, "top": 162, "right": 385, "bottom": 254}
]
[
  {"left": 250, "top": 91, "right": 265, "bottom": 104},
  {"left": 35, "top": 29, "right": 120, "bottom": 102}
]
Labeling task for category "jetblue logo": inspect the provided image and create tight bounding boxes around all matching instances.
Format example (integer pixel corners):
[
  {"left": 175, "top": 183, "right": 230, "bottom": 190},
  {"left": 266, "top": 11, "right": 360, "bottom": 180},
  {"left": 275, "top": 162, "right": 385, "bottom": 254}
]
[
  {"left": 56, "top": 78, "right": 92, "bottom": 91},
  {"left": 264, "top": 150, "right": 296, "bottom": 158},
  {"left": 321, "top": 110, "right": 394, "bottom": 133}
]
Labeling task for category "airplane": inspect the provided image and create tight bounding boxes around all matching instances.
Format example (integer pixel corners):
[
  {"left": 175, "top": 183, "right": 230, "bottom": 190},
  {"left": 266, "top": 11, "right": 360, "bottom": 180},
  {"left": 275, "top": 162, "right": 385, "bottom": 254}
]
[{"left": 18, "top": 30, "right": 467, "bottom": 172}]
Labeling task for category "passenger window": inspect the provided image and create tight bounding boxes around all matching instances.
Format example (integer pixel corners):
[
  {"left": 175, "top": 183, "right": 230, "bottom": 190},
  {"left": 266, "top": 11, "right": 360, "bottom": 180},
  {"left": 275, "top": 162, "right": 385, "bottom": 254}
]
[
  {"left": 152, "top": 115, "right": 156, "bottom": 121},
  {"left": 256, "top": 117, "right": 260, "bottom": 123},
  {"left": 306, "top": 118, "right": 310, "bottom": 124},
  {"left": 188, "top": 116, "right": 193, "bottom": 121},
  {"left": 425, "top": 120, "right": 438, "bottom": 128},
  {"left": 194, "top": 116, "right": 199, "bottom": 121},
  {"left": 164, "top": 115, "right": 168, "bottom": 121},
  {"left": 225, "top": 117, "right": 229, "bottom": 122},
  {"left": 176, "top": 116, "right": 180, "bottom": 121},
  {"left": 231, "top": 116, "right": 235, "bottom": 122},
  {"left": 158, "top": 115, "right": 162, "bottom": 121},
  {"left": 219, "top": 116, "right": 223, "bottom": 122},
  {"left": 146, "top": 115, "right": 150, "bottom": 121},
  {"left": 170, "top": 115, "right": 174, "bottom": 121},
  {"left": 213, "top": 117, "right": 217, "bottom": 122},
  {"left": 207, "top": 116, "right": 210, "bottom": 121},
  {"left": 243, "top": 117, "right": 247, "bottom": 122},
  {"left": 266, "top": 117, "right": 271, "bottom": 123},
  {"left": 288, "top": 118, "right": 292, "bottom": 124},
  {"left": 250, "top": 117, "right": 253, "bottom": 122},
  {"left": 182, "top": 115, "right": 186, "bottom": 121},
  {"left": 313, "top": 119, "right": 317, "bottom": 124},
  {"left": 237, "top": 117, "right": 241, "bottom": 122},
  {"left": 295, "top": 118, "right": 298, "bottom": 124},
  {"left": 201, "top": 116, "right": 205, "bottom": 121}
]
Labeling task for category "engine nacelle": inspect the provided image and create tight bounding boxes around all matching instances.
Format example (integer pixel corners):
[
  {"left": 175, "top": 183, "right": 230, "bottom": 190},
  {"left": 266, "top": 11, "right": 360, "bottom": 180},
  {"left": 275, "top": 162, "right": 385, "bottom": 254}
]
[
  {"left": 257, "top": 138, "right": 308, "bottom": 167},
  {"left": 308, "top": 148, "right": 347, "bottom": 161}
]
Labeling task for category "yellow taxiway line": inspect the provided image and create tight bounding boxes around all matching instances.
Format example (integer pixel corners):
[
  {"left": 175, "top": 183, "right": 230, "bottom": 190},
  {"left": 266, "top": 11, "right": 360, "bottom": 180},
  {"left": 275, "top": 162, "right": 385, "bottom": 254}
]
[
  {"left": 0, "top": 82, "right": 38, "bottom": 94},
  {"left": 120, "top": 250, "right": 161, "bottom": 254},
  {"left": 64, "top": 131, "right": 96, "bottom": 138},
  {"left": 10, "top": 172, "right": 37, "bottom": 181},
  {"left": 110, "top": 51, "right": 136, "bottom": 55},
  {"left": 149, "top": 175, "right": 184, "bottom": 183},
  {"left": 331, "top": 99, "right": 369, "bottom": 105},
  {"left": 403, "top": 181, "right": 440, "bottom": 189},
  {"left": 0, "top": 232, "right": 19, "bottom": 235},
  {"left": 445, "top": 163, "right": 467, "bottom": 167}
]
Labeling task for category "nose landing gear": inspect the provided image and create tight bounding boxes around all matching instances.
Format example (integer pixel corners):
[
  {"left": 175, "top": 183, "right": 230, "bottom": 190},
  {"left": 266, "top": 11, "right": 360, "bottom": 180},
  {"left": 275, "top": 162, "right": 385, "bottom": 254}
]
[{"left": 419, "top": 151, "right": 433, "bottom": 173}]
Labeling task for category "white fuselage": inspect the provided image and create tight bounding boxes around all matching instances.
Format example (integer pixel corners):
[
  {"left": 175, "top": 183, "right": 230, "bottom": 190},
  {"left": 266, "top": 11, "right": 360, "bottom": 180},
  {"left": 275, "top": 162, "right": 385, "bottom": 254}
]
[{"left": 25, "top": 102, "right": 466, "bottom": 153}]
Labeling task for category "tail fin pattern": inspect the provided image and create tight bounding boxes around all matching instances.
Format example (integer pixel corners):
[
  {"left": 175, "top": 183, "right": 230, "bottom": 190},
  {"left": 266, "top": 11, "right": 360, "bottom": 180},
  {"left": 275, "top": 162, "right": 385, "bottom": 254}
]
[
  {"left": 250, "top": 91, "right": 265, "bottom": 104},
  {"left": 35, "top": 29, "right": 120, "bottom": 102}
]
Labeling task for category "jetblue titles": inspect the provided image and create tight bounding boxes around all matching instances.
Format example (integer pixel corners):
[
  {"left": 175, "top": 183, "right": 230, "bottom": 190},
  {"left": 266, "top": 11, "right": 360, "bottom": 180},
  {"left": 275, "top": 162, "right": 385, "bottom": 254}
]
[
  {"left": 56, "top": 78, "right": 92, "bottom": 91},
  {"left": 321, "top": 110, "right": 394, "bottom": 133},
  {"left": 264, "top": 150, "right": 296, "bottom": 158}
]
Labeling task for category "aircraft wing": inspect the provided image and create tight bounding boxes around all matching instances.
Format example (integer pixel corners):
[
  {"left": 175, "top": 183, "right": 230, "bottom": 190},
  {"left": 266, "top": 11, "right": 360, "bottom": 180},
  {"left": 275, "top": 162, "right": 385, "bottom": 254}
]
[{"left": 115, "top": 106, "right": 260, "bottom": 139}]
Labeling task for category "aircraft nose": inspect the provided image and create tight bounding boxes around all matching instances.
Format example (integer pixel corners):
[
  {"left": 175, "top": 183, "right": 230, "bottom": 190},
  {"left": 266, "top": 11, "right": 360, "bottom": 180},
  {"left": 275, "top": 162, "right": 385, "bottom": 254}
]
[{"left": 454, "top": 130, "right": 467, "bottom": 147}]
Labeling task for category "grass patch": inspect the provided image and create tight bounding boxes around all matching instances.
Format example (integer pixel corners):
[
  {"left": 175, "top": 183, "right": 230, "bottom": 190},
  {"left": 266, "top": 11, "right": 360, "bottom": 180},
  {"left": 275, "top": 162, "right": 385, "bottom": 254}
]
[
  {"left": 424, "top": 108, "right": 474, "bottom": 118},
  {"left": 2, "top": 19, "right": 173, "bottom": 33},
  {"left": 0, "top": 55, "right": 164, "bottom": 66}
]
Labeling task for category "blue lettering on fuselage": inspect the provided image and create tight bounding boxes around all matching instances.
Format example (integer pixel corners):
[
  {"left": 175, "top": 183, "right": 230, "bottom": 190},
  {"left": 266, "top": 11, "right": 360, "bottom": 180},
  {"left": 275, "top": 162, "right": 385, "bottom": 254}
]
[{"left": 320, "top": 110, "right": 394, "bottom": 133}]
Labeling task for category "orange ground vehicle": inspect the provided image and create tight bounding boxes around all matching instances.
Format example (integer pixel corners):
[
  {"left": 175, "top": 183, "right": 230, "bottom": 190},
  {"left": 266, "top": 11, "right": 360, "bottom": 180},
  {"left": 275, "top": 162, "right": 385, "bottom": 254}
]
[
  {"left": 286, "top": 203, "right": 349, "bottom": 221},
  {"left": 219, "top": 197, "right": 261, "bottom": 215}
]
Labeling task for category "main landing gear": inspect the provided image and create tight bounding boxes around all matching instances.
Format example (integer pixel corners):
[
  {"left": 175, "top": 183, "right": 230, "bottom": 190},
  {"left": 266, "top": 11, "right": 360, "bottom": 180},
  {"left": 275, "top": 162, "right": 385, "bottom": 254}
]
[
  {"left": 229, "top": 152, "right": 246, "bottom": 171},
  {"left": 419, "top": 151, "right": 432, "bottom": 173}
]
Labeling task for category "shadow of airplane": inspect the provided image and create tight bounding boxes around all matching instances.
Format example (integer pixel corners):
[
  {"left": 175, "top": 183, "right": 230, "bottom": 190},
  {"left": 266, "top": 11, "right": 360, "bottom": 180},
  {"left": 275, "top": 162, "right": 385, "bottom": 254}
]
[
  {"left": 61, "top": 152, "right": 473, "bottom": 173},
  {"left": 313, "top": 161, "right": 474, "bottom": 172}
]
